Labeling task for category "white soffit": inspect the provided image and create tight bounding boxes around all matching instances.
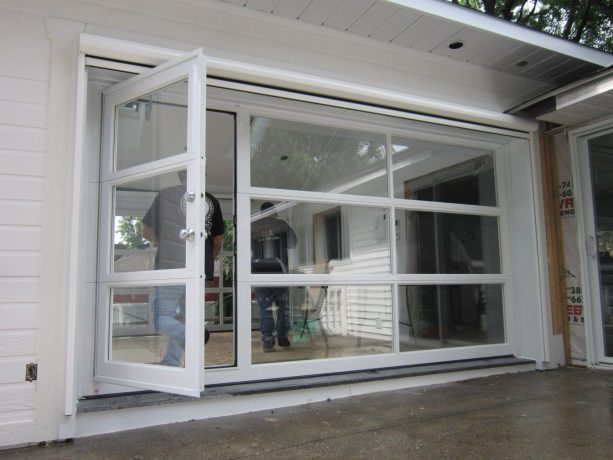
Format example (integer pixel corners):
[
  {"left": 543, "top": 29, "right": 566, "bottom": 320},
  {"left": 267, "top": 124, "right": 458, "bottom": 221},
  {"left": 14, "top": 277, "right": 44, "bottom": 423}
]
[{"left": 216, "top": 0, "right": 613, "bottom": 88}]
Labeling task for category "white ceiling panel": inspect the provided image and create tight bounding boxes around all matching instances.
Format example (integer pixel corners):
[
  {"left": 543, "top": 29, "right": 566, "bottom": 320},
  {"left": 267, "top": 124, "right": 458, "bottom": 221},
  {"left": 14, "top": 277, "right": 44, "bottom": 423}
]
[
  {"left": 246, "top": 0, "right": 280, "bottom": 13},
  {"left": 392, "top": 15, "right": 443, "bottom": 48},
  {"left": 323, "top": 0, "right": 374, "bottom": 32},
  {"left": 347, "top": 1, "right": 399, "bottom": 37},
  {"left": 271, "top": 0, "right": 311, "bottom": 20},
  {"left": 410, "top": 21, "right": 464, "bottom": 52},
  {"left": 299, "top": 0, "right": 345, "bottom": 25},
  {"left": 486, "top": 43, "right": 540, "bottom": 71},
  {"left": 214, "top": 0, "right": 610, "bottom": 94},
  {"left": 368, "top": 8, "right": 421, "bottom": 42},
  {"left": 431, "top": 28, "right": 501, "bottom": 60}
]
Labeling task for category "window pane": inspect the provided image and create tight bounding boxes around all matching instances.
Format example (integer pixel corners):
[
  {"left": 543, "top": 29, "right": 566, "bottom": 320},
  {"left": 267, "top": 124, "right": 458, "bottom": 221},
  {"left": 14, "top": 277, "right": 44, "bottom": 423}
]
[
  {"left": 251, "top": 285, "right": 392, "bottom": 363},
  {"left": 396, "top": 210, "right": 500, "bottom": 274},
  {"left": 115, "top": 80, "right": 188, "bottom": 170},
  {"left": 392, "top": 136, "right": 496, "bottom": 206},
  {"left": 251, "top": 117, "right": 387, "bottom": 196},
  {"left": 251, "top": 200, "right": 391, "bottom": 274},
  {"left": 113, "top": 170, "right": 187, "bottom": 272},
  {"left": 110, "top": 285, "right": 186, "bottom": 368},
  {"left": 399, "top": 284, "right": 504, "bottom": 351}
]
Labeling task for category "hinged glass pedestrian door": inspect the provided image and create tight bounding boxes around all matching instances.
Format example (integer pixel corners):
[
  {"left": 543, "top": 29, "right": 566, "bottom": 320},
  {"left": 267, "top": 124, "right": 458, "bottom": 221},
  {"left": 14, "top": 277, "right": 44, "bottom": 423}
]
[{"left": 94, "top": 50, "right": 207, "bottom": 396}]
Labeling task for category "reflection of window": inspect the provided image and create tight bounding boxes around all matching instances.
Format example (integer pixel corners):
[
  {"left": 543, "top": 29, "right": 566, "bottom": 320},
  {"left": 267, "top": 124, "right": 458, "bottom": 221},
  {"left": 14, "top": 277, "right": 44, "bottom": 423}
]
[{"left": 313, "top": 208, "right": 342, "bottom": 267}]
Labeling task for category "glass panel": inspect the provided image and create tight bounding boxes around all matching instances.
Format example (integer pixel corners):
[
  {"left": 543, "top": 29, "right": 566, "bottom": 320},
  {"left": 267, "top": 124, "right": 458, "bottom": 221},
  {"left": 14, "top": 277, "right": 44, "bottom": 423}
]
[
  {"left": 251, "top": 200, "right": 391, "bottom": 274},
  {"left": 221, "top": 256, "right": 233, "bottom": 288},
  {"left": 204, "top": 292, "right": 235, "bottom": 367},
  {"left": 113, "top": 170, "right": 187, "bottom": 272},
  {"left": 110, "top": 285, "right": 186, "bottom": 367},
  {"left": 250, "top": 117, "right": 387, "bottom": 196},
  {"left": 115, "top": 80, "right": 188, "bottom": 170},
  {"left": 392, "top": 136, "right": 496, "bottom": 206},
  {"left": 251, "top": 285, "right": 393, "bottom": 363},
  {"left": 396, "top": 210, "right": 500, "bottom": 274},
  {"left": 399, "top": 284, "right": 504, "bottom": 351},
  {"left": 588, "top": 133, "right": 613, "bottom": 358}
]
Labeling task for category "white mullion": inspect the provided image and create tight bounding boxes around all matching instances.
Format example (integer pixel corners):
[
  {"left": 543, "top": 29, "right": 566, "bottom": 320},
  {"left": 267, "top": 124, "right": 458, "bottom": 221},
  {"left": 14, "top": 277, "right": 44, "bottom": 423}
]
[{"left": 102, "top": 153, "right": 196, "bottom": 184}]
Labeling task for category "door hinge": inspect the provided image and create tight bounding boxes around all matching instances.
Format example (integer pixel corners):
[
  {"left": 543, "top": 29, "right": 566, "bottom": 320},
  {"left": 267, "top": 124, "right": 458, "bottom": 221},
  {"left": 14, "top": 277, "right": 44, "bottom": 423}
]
[{"left": 25, "top": 363, "right": 37, "bottom": 382}]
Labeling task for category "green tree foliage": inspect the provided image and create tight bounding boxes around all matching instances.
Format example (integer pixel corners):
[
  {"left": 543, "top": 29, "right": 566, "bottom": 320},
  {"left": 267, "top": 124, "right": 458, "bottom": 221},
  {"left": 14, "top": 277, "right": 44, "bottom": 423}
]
[
  {"left": 116, "top": 216, "right": 146, "bottom": 249},
  {"left": 450, "top": 0, "right": 613, "bottom": 52}
]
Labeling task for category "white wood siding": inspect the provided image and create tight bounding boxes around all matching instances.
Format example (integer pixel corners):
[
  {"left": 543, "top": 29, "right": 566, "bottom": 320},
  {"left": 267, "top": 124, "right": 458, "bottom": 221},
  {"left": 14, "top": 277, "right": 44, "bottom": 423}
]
[{"left": 0, "top": 7, "right": 48, "bottom": 448}]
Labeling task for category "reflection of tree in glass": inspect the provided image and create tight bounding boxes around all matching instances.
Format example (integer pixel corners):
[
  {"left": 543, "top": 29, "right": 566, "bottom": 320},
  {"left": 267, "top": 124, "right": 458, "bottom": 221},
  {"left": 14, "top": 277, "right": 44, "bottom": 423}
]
[
  {"left": 598, "top": 230, "right": 613, "bottom": 257},
  {"left": 117, "top": 216, "right": 147, "bottom": 249},
  {"left": 251, "top": 120, "right": 386, "bottom": 192}
]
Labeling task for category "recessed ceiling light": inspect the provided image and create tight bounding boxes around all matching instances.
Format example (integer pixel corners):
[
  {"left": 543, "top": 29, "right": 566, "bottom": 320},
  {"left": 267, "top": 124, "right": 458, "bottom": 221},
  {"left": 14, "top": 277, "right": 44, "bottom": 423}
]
[
  {"left": 449, "top": 41, "right": 464, "bottom": 50},
  {"left": 280, "top": 155, "right": 288, "bottom": 161},
  {"left": 516, "top": 60, "right": 529, "bottom": 67}
]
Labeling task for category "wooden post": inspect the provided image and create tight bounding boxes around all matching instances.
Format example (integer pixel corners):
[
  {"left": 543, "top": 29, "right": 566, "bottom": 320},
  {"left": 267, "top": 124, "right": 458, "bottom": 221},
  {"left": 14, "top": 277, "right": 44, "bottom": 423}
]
[{"left": 540, "top": 131, "right": 571, "bottom": 364}]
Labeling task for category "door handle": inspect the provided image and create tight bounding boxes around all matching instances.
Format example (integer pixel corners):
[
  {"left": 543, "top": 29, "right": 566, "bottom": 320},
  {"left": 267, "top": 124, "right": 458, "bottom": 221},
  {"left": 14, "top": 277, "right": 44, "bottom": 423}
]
[{"left": 179, "top": 228, "right": 195, "bottom": 242}]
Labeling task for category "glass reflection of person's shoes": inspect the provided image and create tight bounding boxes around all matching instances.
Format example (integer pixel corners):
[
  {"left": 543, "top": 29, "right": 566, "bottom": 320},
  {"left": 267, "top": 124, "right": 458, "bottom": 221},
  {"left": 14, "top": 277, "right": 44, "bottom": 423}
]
[
  {"left": 205, "top": 328, "right": 210, "bottom": 344},
  {"left": 263, "top": 338, "right": 275, "bottom": 352},
  {"left": 277, "top": 336, "right": 290, "bottom": 348},
  {"left": 159, "top": 357, "right": 177, "bottom": 366}
]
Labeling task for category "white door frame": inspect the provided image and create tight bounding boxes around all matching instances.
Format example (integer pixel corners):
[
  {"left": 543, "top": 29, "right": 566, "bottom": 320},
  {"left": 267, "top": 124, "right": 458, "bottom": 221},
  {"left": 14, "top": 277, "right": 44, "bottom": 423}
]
[{"left": 570, "top": 116, "right": 613, "bottom": 366}]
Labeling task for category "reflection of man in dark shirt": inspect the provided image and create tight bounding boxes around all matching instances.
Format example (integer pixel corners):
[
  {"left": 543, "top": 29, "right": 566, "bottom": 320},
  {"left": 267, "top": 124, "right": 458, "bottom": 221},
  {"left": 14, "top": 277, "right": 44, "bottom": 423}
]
[
  {"left": 251, "top": 202, "right": 297, "bottom": 352},
  {"left": 141, "top": 171, "right": 224, "bottom": 366}
]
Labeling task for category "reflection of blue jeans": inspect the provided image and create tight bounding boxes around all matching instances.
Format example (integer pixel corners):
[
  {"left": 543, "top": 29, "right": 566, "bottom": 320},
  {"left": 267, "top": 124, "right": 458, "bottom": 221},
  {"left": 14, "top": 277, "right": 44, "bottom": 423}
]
[
  {"left": 152, "top": 286, "right": 185, "bottom": 366},
  {"left": 256, "top": 287, "right": 289, "bottom": 347}
]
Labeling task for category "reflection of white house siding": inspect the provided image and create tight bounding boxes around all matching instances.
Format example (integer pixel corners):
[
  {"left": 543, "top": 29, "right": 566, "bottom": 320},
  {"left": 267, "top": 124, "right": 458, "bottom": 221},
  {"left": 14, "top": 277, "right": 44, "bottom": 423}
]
[
  {"left": 318, "top": 286, "right": 393, "bottom": 342},
  {"left": 346, "top": 286, "right": 393, "bottom": 341},
  {"left": 0, "top": 10, "right": 47, "bottom": 446}
]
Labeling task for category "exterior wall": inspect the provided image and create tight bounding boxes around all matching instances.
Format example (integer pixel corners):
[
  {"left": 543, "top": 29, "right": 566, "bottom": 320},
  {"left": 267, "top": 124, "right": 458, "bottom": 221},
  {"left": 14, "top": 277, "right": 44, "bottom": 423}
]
[
  {"left": 0, "top": 0, "right": 550, "bottom": 449},
  {"left": 0, "top": 10, "right": 48, "bottom": 446}
]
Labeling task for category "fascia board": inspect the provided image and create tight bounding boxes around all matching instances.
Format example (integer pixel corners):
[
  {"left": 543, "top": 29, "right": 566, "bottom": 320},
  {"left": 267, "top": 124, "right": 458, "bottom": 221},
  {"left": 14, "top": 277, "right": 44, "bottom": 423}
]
[{"left": 386, "top": 0, "right": 613, "bottom": 67}]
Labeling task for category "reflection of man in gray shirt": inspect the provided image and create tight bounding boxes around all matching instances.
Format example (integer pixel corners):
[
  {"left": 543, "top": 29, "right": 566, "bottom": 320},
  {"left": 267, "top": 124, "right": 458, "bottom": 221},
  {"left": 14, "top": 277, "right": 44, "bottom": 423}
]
[
  {"left": 141, "top": 171, "right": 224, "bottom": 366},
  {"left": 251, "top": 202, "right": 297, "bottom": 352}
]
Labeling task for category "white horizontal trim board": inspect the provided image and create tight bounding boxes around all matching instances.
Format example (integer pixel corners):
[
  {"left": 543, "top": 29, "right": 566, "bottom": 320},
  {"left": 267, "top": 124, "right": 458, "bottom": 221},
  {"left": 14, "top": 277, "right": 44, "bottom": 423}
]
[
  {"left": 0, "top": 176, "right": 43, "bottom": 201},
  {"left": 0, "top": 253, "right": 39, "bottom": 277},
  {"left": 0, "top": 305, "right": 37, "bottom": 330},
  {"left": 0, "top": 201, "right": 42, "bottom": 226},
  {"left": 0, "top": 151, "right": 44, "bottom": 177},
  {"left": 0, "top": 76, "right": 48, "bottom": 105},
  {"left": 0, "top": 359, "right": 34, "bottom": 383},
  {"left": 0, "top": 126, "right": 45, "bottom": 152},
  {"left": 0, "top": 331, "right": 37, "bottom": 356},
  {"left": 0, "top": 53, "right": 49, "bottom": 82},
  {"left": 0, "top": 101, "right": 47, "bottom": 129},
  {"left": 79, "top": 34, "right": 536, "bottom": 132},
  {"left": 0, "top": 384, "right": 35, "bottom": 412},
  {"left": 0, "top": 227, "right": 41, "bottom": 251},
  {"left": 0, "top": 279, "right": 39, "bottom": 303}
]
